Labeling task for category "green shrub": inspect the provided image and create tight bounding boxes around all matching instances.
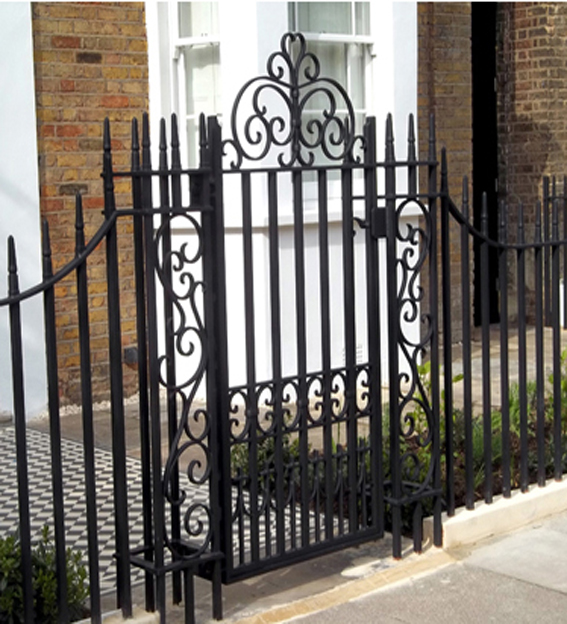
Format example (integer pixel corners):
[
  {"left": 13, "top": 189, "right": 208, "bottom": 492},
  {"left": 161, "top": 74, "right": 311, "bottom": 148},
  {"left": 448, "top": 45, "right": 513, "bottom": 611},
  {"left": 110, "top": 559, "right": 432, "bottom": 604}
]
[{"left": 0, "top": 525, "right": 89, "bottom": 624}]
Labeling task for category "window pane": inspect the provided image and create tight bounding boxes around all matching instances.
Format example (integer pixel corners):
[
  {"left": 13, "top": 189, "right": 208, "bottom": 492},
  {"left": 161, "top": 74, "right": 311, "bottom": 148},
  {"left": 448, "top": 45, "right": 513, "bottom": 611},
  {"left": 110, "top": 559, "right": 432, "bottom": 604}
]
[
  {"left": 347, "top": 43, "right": 365, "bottom": 109},
  {"left": 301, "top": 42, "right": 365, "bottom": 111},
  {"left": 305, "top": 41, "right": 346, "bottom": 109},
  {"left": 178, "top": 2, "right": 219, "bottom": 38},
  {"left": 288, "top": 2, "right": 296, "bottom": 31},
  {"left": 297, "top": 2, "right": 351, "bottom": 35},
  {"left": 183, "top": 44, "right": 221, "bottom": 116},
  {"left": 186, "top": 116, "right": 198, "bottom": 167},
  {"left": 355, "top": 3, "right": 370, "bottom": 36}
]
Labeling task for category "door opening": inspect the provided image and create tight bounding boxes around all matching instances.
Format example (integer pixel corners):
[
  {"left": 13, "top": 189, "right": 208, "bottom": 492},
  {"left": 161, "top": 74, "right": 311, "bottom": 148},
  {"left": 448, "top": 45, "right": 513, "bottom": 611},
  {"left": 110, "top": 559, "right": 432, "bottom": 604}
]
[{"left": 472, "top": 2, "right": 499, "bottom": 325}]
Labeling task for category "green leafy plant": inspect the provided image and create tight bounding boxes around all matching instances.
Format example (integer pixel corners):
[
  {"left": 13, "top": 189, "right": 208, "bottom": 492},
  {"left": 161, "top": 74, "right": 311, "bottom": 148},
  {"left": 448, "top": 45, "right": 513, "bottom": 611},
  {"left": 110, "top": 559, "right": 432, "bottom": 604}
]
[{"left": 0, "top": 526, "right": 89, "bottom": 624}]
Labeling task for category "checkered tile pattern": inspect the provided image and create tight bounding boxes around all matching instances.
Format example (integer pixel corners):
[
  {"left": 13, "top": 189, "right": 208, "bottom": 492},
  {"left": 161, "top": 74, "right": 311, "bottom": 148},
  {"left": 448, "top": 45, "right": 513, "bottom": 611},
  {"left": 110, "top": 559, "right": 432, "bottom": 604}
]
[
  {"left": 0, "top": 425, "right": 331, "bottom": 591},
  {"left": 0, "top": 426, "right": 209, "bottom": 593}
]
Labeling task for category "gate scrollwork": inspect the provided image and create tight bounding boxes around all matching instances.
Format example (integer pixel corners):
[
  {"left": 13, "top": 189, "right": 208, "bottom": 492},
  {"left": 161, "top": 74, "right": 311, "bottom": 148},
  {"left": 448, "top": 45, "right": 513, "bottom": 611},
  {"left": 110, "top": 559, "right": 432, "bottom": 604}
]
[
  {"left": 157, "top": 212, "right": 214, "bottom": 558},
  {"left": 223, "top": 32, "right": 363, "bottom": 169},
  {"left": 395, "top": 198, "right": 436, "bottom": 497}
]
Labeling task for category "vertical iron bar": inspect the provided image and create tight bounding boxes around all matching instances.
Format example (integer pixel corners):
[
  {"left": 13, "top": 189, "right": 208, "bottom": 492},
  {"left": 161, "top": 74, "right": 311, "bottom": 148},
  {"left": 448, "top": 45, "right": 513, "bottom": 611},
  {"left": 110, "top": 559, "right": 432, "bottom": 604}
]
[
  {"left": 42, "top": 220, "right": 69, "bottom": 623},
  {"left": 517, "top": 205, "right": 529, "bottom": 491},
  {"left": 130, "top": 117, "right": 155, "bottom": 611},
  {"left": 363, "top": 116, "right": 383, "bottom": 534},
  {"left": 267, "top": 170, "right": 286, "bottom": 552},
  {"left": 440, "top": 149, "right": 454, "bottom": 516},
  {"left": 8, "top": 237, "right": 34, "bottom": 624},
  {"left": 207, "top": 115, "right": 233, "bottom": 580},
  {"left": 241, "top": 171, "right": 260, "bottom": 562},
  {"left": 385, "top": 114, "right": 402, "bottom": 557},
  {"left": 461, "top": 179, "right": 474, "bottom": 509},
  {"left": 103, "top": 118, "right": 132, "bottom": 615},
  {"left": 429, "top": 123, "right": 441, "bottom": 548},
  {"left": 160, "top": 117, "right": 181, "bottom": 604},
  {"left": 407, "top": 114, "right": 417, "bottom": 199},
  {"left": 480, "top": 193, "right": 492, "bottom": 503},
  {"left": 197, "top": 113, "right": 223, "bottom": 620},
  {"left": 499, "top": 202, "right": 511, "bottom": 497},
  {"left": 341, "top": 163, "right": 358, "bottom": 532},
  {"left": 563, "top": 176, "right": 567, "bottom": 329},
  {"left": 141, "top": 113, "right": 166, "bottom": 619},
  {"left": 292, "top": 169, "right": 310, "bottom": 547},
  {"left": 543, "top": 177, "right": 551, "bottom": 325},
  {"left": 75, "top": 197, "right": 102, "bottom": 623},
  {"left": 552, "top": 199, "right": 562, "bottom": 479},
  {"left": 317, "top": 168, "right": 334, "bottom": 540},
  {"left": 183, "top": 570, "right": 196, "bottom": 624},
  {"left": 535, "top": 202, "right": 545, "bottom": 486}
]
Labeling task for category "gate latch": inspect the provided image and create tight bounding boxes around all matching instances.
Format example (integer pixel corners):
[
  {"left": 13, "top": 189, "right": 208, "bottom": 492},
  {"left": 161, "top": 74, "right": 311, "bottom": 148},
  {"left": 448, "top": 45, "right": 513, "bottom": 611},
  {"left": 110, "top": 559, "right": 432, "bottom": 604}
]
[{"left": 371, "top": 207, "right": 386, "bottom": 239}]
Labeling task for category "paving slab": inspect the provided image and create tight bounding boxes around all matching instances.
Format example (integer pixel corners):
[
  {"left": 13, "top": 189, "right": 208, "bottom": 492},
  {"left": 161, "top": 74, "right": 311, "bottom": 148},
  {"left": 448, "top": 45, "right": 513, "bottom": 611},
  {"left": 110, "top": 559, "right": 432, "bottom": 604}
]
[
  {"left": 288, "top": 563, "right": 567, "bottom": 624},
  {"left": 280, "top": 511, "right": 567, "bottom": 624},
  {"left": 464, "top": 523, "right": 567, "bottom": 593}
]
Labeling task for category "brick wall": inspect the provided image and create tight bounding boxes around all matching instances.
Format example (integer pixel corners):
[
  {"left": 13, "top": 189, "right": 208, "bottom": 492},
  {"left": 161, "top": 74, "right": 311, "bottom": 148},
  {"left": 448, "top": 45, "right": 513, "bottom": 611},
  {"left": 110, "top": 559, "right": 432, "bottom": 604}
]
[
  {"left": 32, "top": 2, "right": 149, "bottom": 404},
  {"left": 497, "top": 2, "right": 567, "bottom": 235},
  {"left": 418, "top": 2, "right": 473, "bottom": 341}
]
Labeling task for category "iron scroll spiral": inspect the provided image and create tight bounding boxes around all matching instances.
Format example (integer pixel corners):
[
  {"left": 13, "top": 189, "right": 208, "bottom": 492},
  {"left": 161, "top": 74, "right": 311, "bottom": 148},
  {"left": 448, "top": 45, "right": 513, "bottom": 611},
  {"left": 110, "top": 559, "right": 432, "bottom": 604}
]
[
  {"left": 223, "top": 32, "right": 363, "bottom": 169},
  {"left": 395, "top": 199, "right": 436, "bottom": 498},
  {"left": 156, "top": 213, "right": 213, "bottom": 559}
]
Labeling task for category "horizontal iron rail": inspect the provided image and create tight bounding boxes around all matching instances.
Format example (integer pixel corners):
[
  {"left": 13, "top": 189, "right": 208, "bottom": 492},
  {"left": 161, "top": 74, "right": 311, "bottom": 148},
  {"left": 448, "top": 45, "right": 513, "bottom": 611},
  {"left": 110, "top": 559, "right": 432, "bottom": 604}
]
[
  {"left": 384, "top": 486, "right": 444, "bottom": 507},
  {"left": 111, "top": 159, "right": 440, "bottom": 178},
  {"left": 222, "top": 527, "right": 383, "bottom": 584},
  {"left": 112, "top": 167, "right": 211, "bottom": 177},
  {"left": 227, "top": 362, "right": 372, "bottom": 395},
  {"left": 220, "top": 159, "right": 438, "bottom": 175}
]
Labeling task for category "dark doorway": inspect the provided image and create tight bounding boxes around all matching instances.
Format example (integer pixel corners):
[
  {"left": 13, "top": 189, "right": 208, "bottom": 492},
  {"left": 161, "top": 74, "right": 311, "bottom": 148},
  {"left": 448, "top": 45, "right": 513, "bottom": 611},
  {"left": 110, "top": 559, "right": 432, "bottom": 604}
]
[{"left": 472, "top": 2, "right": 499, "bottom": 325}]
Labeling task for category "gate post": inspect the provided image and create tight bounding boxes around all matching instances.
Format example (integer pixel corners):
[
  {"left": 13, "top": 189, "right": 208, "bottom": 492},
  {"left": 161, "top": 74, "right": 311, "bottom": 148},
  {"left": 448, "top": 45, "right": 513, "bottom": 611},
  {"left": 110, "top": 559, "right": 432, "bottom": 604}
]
[
  {"left": 363, "top": 116, "right": 384, "bottom": 535},
  {"left": 428, "top": 119, "right": 442, "bottom": 548},
  {"left": 200, "top": 114, "right": 230, "bottom": 616}
]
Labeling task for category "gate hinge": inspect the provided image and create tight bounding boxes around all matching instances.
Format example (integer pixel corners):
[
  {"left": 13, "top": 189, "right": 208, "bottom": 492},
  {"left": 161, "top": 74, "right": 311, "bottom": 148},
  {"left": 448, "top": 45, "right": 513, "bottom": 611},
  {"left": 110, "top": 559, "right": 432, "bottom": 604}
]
[{"left": 371, "top": 207, "right": 387, "bottom": 239}]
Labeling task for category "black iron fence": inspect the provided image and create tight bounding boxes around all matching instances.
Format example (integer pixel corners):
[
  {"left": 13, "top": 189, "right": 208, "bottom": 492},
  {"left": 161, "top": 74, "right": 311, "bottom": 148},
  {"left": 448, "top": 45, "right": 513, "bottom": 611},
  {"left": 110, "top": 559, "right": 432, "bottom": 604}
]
[
  {"left": 2, "top": 31, "right": 567, "bottom": 624},
  {"left": 441, "top": 167, "right": 567, "bottom": 515}
]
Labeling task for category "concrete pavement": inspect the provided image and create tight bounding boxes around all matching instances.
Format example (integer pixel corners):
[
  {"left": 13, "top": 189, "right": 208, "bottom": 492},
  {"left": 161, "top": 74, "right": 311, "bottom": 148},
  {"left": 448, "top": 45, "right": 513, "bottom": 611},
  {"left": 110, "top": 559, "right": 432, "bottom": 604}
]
[{"left": 242, "top": 510, "right": 567, "bottom": 624}]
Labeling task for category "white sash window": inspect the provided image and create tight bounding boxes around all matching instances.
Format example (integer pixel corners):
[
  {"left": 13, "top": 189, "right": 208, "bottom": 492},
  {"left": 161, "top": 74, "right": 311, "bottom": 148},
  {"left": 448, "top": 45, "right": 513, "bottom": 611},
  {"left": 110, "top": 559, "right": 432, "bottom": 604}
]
[
  {"left": 172, "top": 2, "right": 221, "bottom": 166},
  {"left": 288, "top": 2, "right": 372, "bottom": 193}
]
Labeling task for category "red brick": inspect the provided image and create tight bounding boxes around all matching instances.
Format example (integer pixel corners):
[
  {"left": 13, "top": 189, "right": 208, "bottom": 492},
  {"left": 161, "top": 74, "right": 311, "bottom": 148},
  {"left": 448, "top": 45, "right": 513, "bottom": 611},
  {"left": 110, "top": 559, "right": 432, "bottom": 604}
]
[
  {"left": 56, "top": 125, "right": 84, "bottom": 137},
  {"left": 101, "top": 95, "right": 130, "bottom": 108},
  {"left": 51, "top": 35, "right": 80, "bottom": 48}
]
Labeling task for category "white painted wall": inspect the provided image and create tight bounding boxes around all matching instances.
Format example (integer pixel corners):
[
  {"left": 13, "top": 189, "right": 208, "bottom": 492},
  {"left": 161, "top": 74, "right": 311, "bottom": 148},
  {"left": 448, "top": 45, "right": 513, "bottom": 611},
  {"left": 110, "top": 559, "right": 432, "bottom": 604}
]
[
  {"left": 146, "top": 1, "right": 419, "bottom": 395},
  {"left": 0, "top": 3, "right": 46, "bottom": 418}
]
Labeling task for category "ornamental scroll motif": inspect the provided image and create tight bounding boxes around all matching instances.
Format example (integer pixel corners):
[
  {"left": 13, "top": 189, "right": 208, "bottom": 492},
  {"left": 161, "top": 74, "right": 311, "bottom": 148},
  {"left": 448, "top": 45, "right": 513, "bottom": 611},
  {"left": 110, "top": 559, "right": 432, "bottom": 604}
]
[
  {"left": 223, "top": 32, "right": 363, "bottom": 169},
  {"left": 157, "top": 212, "right": 213, "bottom": 559},
  {"left": 396, "top": 198, "right": 435, "bottom": 497}
]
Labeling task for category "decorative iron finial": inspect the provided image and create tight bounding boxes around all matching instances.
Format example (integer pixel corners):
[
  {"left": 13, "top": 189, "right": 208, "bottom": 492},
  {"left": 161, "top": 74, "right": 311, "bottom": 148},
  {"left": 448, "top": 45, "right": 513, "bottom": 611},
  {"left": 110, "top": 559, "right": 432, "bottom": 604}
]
[{"left": 223, "top": 32, "right": 363, "bottom": 169}]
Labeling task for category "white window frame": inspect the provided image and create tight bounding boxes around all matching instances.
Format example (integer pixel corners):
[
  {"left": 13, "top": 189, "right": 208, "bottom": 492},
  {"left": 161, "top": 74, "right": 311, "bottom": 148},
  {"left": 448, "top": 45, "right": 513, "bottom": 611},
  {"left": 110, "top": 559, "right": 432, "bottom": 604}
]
[{"left": 169, "top": 2, "right": 221, "bottom": 167}]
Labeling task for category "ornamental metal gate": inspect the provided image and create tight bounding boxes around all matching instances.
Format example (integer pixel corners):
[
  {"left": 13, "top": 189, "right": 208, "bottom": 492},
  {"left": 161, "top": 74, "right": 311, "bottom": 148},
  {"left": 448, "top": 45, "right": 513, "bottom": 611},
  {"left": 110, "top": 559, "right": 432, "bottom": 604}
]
[
  {"left": 203, "top": 33, "right": 442, "bottom": 585},
  {"left": 1, "top": 32, "right": 442, "bottom": 624}
]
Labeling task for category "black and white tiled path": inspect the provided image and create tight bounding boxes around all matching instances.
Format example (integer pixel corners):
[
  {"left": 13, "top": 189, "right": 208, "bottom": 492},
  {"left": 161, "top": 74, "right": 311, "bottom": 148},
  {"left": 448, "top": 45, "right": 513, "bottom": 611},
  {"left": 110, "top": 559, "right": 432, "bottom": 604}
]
[
  {"left": 1, "top": 426, "right": 326, "bottom": 594},
  {"left": 0, "top": 426, "right": 209, "bottom": 593}
]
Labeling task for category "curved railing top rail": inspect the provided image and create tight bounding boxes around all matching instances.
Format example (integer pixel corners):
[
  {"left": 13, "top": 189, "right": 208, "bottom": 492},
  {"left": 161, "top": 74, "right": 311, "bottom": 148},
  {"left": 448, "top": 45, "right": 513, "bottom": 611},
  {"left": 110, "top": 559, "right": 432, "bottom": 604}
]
[{"left": 446, "top": 192, "right": 567, "bottom": 252}]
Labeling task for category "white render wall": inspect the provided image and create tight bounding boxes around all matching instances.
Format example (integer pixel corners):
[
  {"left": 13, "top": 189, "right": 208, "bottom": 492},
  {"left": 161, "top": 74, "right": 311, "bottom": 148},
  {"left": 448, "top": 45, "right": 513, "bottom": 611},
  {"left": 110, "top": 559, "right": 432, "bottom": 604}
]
[
  {"left": 146, "top": 1, "right": 418, "bottom": 395},
  {"left": 0, "top": 3, "right": 46, "bottom": 419}
]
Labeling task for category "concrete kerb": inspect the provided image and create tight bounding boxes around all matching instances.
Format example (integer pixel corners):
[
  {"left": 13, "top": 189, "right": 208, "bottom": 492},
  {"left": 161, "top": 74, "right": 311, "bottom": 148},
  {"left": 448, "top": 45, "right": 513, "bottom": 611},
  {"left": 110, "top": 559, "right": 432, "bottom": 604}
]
[
  {"left": 424, "top": 476, "right": 567, "bottom": 549},
  {"left": 76, "top": 607, "right": 159, "bottom": 624},
  {"left": 226, "top": 549, "right": 456, "bottom": 624}
]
